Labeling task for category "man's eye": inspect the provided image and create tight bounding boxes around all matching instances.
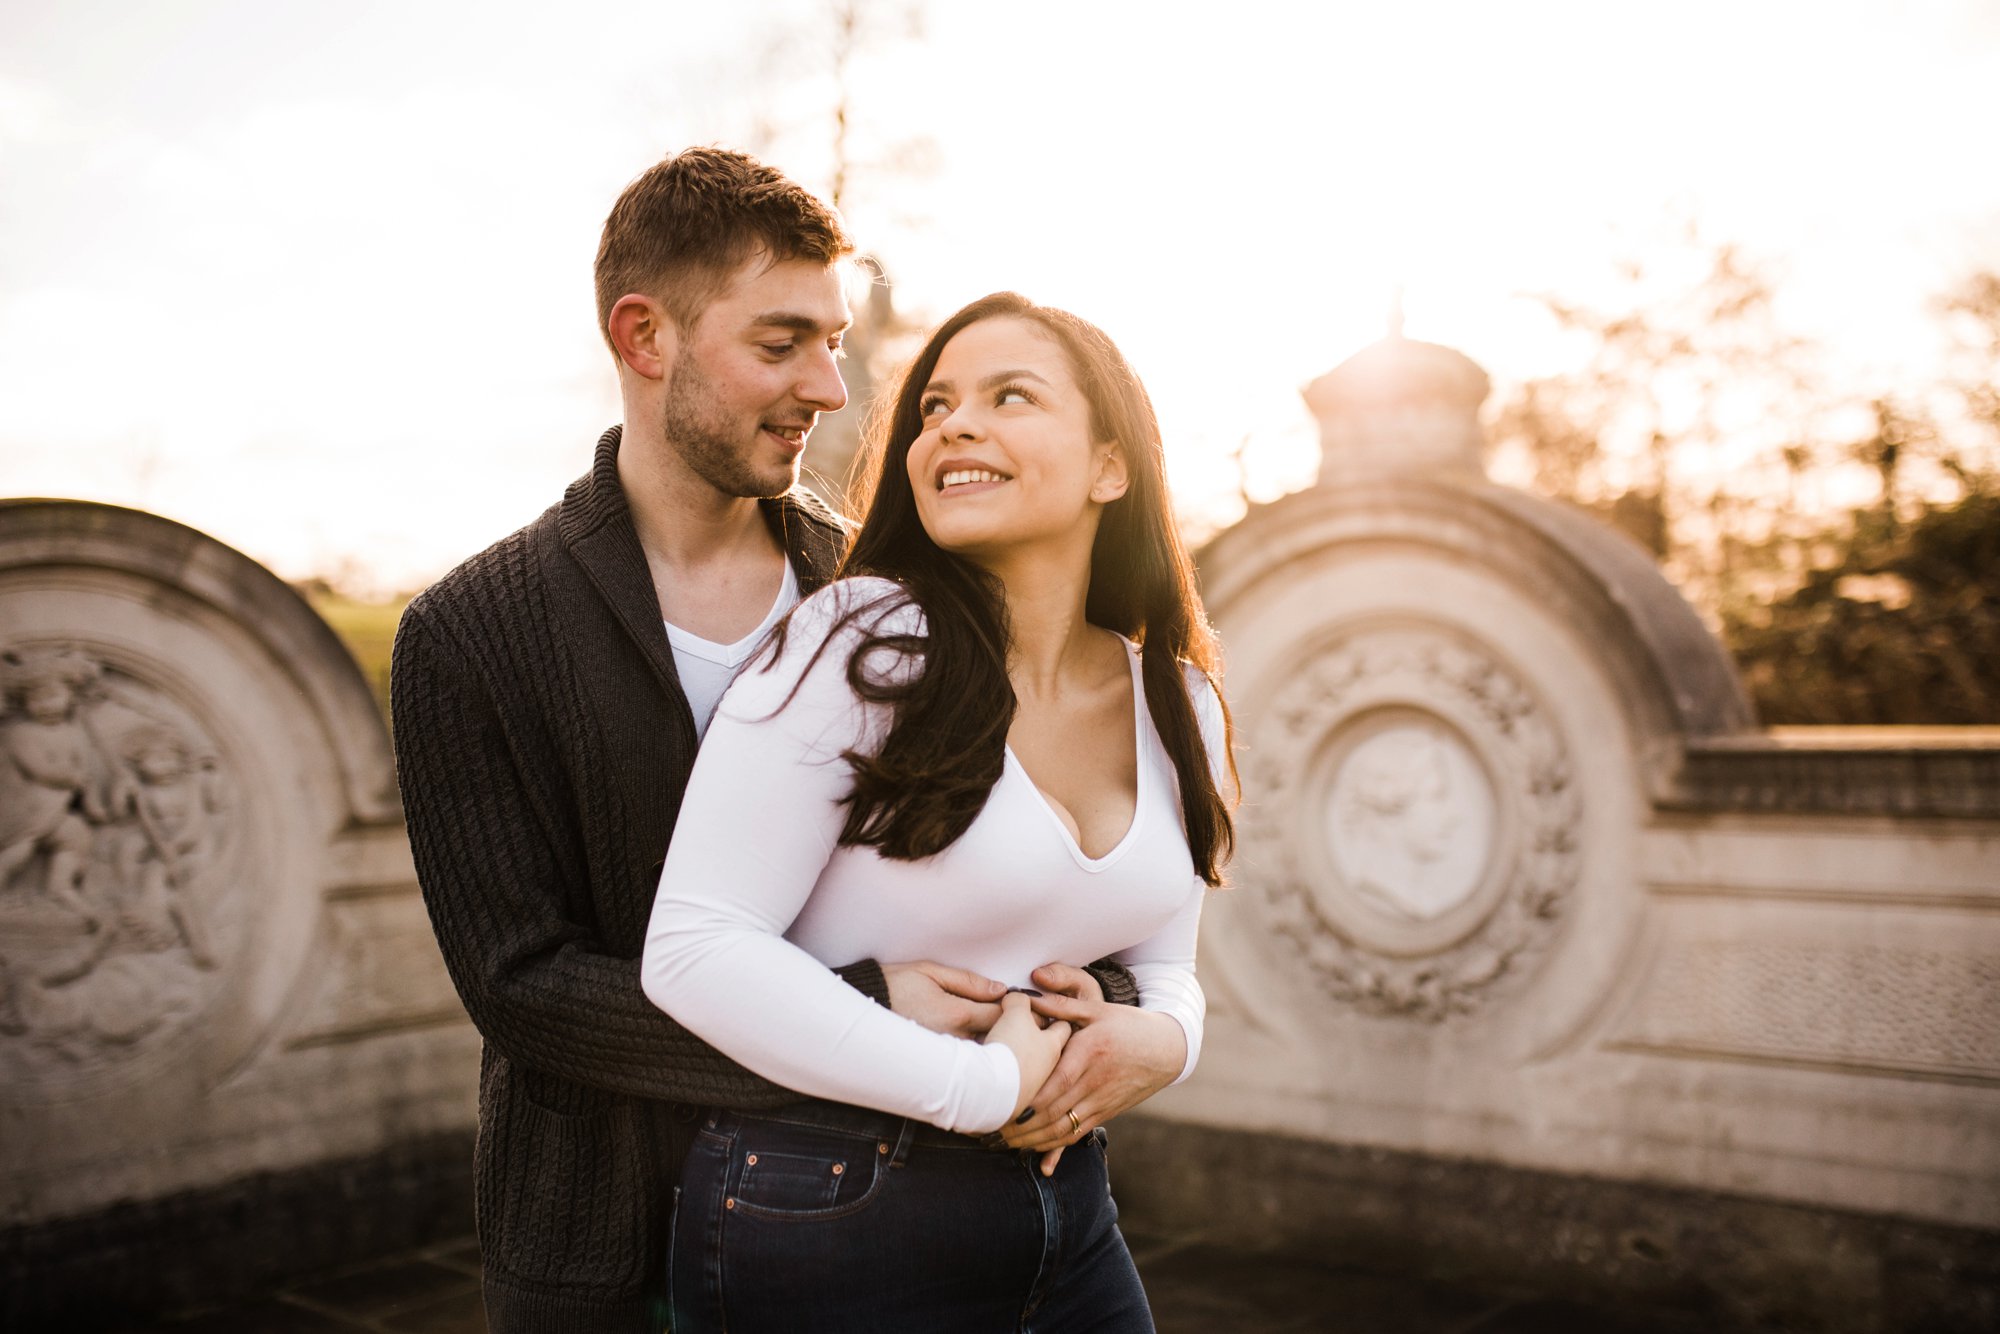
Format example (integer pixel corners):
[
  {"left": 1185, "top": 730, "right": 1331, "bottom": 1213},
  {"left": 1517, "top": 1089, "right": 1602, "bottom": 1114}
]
[{"left": 762, "top": 343, "right": 795, "bottom": 357}]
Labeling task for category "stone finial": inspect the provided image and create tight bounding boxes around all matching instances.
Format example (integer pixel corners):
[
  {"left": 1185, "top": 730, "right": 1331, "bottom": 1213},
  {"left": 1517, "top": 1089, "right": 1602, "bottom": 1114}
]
[{"left": 1302, "top": 330, "right": 1492, "bottom": 484}]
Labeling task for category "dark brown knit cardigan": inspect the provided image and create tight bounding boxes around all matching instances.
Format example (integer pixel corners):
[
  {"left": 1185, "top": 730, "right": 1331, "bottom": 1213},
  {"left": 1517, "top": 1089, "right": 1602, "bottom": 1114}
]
[{"left": 392, "top": 427, "right": 1136, "bottom": 1330}]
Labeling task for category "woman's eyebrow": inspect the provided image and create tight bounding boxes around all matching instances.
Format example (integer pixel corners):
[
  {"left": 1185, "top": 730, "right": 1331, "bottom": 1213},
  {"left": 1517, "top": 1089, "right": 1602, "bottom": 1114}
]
[
  {"left": 923, "top": 369, "right": 1054, "bottom": 395},
  {"left": 978, "top": 369, "right": 1052, "bottom": 390}
]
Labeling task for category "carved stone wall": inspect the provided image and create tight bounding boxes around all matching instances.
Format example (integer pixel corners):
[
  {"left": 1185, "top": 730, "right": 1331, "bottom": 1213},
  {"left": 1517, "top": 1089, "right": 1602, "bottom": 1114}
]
[
  {"left": 1153, "top": 475, "right": 2000, "bottom": 1244},
  {"left": 1241, "top": 623, "right": 1579, "bottom": 1021},
  {"left": 0, "top": 500, "right": 476, "bottom": 1233},
  {"left": 0, "top": 645, "right": 236, "bottom": 1088}
]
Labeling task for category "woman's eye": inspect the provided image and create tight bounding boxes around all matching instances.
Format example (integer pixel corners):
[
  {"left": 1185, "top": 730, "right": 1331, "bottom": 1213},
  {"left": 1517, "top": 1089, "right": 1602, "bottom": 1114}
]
[
  {"left": 920, "top": 396, "right": 949, "bottom": 417},
  {"left": 996, "top": 385, "right": 1034, "bottom": 406}
]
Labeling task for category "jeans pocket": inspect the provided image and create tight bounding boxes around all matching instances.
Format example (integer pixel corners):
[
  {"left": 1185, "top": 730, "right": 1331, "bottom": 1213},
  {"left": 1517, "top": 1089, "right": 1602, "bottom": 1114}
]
[
  {"left": 739, "top": 1150, "right": 851, "bottom": 1210},
  {"left": 723, "top": 1121, "right": 888, "bottom": 1222}
]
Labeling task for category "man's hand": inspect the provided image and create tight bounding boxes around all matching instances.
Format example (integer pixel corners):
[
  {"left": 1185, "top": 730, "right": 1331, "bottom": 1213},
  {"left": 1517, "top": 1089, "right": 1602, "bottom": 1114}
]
[
  {"left": 883, "top": 960, "right": 1007, "bottom": 1039},
  {"left": 1000, "top": 962, "right": 1186, "bottom": 1174},
  {"left": 1033, "top": 961, "right": 1104, "bottom": 1007}
]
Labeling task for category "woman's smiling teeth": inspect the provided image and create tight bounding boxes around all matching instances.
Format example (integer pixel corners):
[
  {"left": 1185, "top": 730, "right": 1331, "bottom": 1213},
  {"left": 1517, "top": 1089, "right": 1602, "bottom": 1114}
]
[{"left": 939, "top": 468, "right": 1010, "bottom": 492}]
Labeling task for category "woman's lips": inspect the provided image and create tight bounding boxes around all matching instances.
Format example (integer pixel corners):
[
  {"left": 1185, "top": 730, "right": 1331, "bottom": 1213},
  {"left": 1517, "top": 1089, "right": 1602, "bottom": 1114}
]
[{"left": 937, "top": 466, "right": 1011, "bottom": 494}]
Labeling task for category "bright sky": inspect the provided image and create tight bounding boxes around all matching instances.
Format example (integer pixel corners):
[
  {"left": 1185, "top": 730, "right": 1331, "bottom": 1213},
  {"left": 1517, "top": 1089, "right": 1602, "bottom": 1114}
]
[{"left": 3, "top": 0, "right": 1995, "bottom": 593}]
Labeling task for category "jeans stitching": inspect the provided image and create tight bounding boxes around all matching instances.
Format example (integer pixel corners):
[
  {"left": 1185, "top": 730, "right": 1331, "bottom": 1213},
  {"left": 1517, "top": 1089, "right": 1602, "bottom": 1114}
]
[
  {"left": 1015, "top": 1150, "right": 1062, "bottom": 1329},
  {"left": 739, "top": 1151, "right": 847, "bottom": 1209},
  {"left": 660, "top": 1184, "right": 680, "bottom": 1333},
  {"left": 722, "top": 1129, "right": 894, "bottom": 1223},
  {"left": 699, "top": 1124, "right": 735, "bottom": 1333}
]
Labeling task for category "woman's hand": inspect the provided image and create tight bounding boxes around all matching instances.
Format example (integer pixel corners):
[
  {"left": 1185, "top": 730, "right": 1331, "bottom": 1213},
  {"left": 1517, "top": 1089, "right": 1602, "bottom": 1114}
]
[
  {"left": 883, "top": 960, "right": 1007, "bottom": 1038},
  {"left": 986, "top": 991, "right": 1072, "bottom": 1124},
  {"left": 1000, "top": 963, "right": 1187, "bottom": 1172}
]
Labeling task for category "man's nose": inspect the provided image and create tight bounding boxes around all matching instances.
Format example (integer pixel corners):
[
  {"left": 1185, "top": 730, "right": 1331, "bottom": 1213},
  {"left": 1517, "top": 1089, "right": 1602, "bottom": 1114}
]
[{"left": 798, "top": 345, "right": 848, "bottom": 413}]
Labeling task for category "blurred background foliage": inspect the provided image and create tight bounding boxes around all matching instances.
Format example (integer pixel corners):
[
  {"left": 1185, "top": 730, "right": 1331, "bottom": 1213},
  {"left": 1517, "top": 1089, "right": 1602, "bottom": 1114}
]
[
  {"left": 1489, "top": 239, "right": 1999, "bottom": 725},
  {"left": 298, "top": 584, "right": 399, "bottom": 720}
]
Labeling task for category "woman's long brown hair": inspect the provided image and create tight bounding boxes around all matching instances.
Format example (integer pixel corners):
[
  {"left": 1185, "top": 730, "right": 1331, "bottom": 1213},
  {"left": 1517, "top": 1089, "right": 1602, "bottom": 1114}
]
[{"left": 777, "top": 292, "right": 1236, "bottom": 884}]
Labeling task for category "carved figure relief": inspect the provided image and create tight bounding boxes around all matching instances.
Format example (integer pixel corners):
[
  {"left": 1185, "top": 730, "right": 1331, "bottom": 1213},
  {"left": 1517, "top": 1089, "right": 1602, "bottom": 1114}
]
[
  {"left": 1240, "top": 626, "right": 1580, "bottom": 1021},
  {"left": 1327, "top": 721, "right": 1494, "bottom": 922},
  {"left": 0, "top": 644, "right": 236, "bottom": 1083}
]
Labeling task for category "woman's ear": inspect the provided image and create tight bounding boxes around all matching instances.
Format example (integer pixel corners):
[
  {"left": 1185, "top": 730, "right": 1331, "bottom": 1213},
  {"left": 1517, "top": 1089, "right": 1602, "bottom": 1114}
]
[
  {"left": 608, "top": 294, "right": 677, "bottom": 380},
  {"left": 1090, "top": 441, "right": 1130, "bottom": 504}
]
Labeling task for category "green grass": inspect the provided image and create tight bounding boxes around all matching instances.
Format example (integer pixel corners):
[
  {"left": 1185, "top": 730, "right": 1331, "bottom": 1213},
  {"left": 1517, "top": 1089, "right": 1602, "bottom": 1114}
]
[{"left": 303, "top": 591, "right": 407, "bottom": 720}]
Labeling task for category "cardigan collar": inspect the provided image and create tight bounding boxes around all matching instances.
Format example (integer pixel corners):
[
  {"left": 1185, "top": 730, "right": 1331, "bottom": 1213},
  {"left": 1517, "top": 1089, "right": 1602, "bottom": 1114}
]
[{"left": 556, "top": 424, "right": 849, "bottom": 700}]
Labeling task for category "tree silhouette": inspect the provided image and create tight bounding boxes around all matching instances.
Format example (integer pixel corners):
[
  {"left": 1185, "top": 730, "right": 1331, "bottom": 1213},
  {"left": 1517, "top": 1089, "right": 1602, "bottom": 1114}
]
[{"left": 1492, "top": 238, "right": 1998, "bottom": 724}]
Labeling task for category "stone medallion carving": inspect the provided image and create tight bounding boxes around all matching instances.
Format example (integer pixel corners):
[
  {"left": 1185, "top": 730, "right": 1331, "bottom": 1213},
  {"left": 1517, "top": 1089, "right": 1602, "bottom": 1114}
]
[
  {"left": 1327, "top": 720, "right": 1496, "bottom": 922},
  {"left": 0, "top": 643, "right": 241, "bottom": 1086},
  {"left": 1240, "top": 624, "right": 1580, "bottom": 1021}
]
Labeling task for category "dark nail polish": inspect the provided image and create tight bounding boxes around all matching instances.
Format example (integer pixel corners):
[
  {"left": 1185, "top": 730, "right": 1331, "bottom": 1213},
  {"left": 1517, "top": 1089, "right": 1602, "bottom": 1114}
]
[{"left": 1015, "top": 1107, "right": 1035, "bottom": 1125}]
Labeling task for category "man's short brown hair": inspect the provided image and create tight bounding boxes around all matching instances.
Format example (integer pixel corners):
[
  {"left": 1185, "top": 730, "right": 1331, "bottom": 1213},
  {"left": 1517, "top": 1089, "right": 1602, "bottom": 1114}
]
[{"left": 594, "top": 147, "right": 853, "bottom": 347}]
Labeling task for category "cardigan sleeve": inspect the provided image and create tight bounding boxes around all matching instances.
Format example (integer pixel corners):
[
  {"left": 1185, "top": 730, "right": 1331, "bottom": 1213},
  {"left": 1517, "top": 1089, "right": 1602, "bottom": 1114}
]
[
  {"left": 641, "top": 581, "right": 1022, "bottom": 1135},
  {"left": 392, "top": 596, "right": 886, "bottom": 1106}
]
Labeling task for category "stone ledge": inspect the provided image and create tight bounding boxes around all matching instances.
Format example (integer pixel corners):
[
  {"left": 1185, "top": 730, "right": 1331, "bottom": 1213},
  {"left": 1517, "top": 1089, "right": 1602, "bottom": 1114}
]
[
  {"left": 0, "top": 1130, "right": 474, "bottom": 1329},
  {"left": 1111, "top": 1115, "right": 2000, "bottom": 1334},
  {"left": 1666, "top": 729, "right": 2000, "bottom": 819}
]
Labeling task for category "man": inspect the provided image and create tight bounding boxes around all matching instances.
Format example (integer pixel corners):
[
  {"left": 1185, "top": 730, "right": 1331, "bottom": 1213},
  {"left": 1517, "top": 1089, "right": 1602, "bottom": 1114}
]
[{"left": 392, "top": 149, "right": 1176, "bottom": 1330}]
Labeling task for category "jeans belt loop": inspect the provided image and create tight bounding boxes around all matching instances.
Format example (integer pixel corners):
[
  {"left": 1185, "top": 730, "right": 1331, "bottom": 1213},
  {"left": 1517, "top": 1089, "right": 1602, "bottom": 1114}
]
[{"left": 890, "top": 1116, "right": 919, "bottom": 1166}]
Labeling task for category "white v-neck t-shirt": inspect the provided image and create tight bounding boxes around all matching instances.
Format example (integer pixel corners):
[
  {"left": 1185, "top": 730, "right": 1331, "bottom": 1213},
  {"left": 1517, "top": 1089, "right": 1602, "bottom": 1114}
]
[
  {"left": 642, "top": 576, "right": 1217, "bottom": 1136},
  {"left": 665, "top": 560, "right": 800, "bottom": 739}
]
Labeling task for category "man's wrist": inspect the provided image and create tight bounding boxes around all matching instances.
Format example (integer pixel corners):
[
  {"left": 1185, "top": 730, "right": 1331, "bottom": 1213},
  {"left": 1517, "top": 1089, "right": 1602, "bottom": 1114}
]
[
  {"left": 1083, "top": 959, "right": 1140, "bottom": 1008},
  {"left": 834, "top": 957, "right": 891, "bottom": 1007}
]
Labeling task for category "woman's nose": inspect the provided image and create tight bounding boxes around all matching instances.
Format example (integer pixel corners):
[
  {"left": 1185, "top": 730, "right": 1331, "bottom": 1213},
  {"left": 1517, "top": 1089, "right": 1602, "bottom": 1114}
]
[{"left": 939, "top": 402, "right": 981, "bottom": 440}]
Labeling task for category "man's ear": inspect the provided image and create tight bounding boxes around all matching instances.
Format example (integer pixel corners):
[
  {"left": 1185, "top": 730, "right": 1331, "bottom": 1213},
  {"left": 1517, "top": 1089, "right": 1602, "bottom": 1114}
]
[
  {"left": 1090, "top": 440, "right": 1130, "bottom": 505},
  {"left": 608, "top": 294, "right": 676, "bottom": 380}
]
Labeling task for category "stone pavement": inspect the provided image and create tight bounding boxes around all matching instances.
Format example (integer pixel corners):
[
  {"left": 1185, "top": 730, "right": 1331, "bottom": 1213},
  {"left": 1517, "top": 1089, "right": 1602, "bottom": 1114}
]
[{"left": 133, "top": 1231, "right": 1705, "bottom": 1333}]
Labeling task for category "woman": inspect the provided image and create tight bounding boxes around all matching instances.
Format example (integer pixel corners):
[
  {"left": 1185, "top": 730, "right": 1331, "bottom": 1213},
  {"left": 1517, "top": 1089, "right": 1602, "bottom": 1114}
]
[{"left": 641, "top": 292, "right": 1234, "bottom": 1332}]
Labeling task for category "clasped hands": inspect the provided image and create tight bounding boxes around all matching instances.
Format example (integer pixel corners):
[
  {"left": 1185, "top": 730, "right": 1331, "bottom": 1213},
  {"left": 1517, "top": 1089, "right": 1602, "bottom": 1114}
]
[{"left": 882, "top": 960, "right": 1187, "bottom": 1176}]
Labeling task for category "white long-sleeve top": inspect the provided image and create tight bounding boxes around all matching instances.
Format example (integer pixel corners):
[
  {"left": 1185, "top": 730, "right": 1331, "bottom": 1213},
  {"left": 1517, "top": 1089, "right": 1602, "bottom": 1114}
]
[{"left": 641, "top": 577, "right": 1218, "bottom": 1136}]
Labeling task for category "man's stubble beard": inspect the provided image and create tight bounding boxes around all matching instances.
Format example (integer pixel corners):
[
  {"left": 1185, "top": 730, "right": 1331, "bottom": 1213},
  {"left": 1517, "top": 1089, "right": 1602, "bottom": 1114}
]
[{"left": 660, "top": 350, "right": 800, "bottom": 500}]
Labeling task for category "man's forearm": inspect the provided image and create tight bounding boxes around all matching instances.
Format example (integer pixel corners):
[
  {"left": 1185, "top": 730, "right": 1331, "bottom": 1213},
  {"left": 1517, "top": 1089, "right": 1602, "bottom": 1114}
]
[{"left": 394, "top": 602, "right": 888, "bottom": 1106}]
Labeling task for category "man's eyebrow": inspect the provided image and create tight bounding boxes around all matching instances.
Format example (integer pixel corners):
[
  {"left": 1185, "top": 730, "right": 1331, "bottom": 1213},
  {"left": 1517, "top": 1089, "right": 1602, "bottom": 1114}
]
[
  {"left": 921, "top": 369, "right": 1055, "bottom": 395},
  {"left": 748, "top": 311, "right": 852, "bottom": 335}
]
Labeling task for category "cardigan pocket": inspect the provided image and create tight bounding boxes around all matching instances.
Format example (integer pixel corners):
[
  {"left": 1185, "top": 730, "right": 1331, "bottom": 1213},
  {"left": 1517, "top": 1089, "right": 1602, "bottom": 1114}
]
[{"left": 478, "top": 1061, "right": 656, "bottom": 1290}]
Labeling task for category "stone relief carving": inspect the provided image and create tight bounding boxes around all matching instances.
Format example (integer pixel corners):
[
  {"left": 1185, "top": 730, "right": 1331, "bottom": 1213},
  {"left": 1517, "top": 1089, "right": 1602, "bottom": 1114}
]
[
  {"left": 0, "top": 644, "right": 236, "bottom": 1082},
  {"left": 1328, "top": 722, "right": 1494, "bottom": 922},
  {"left": 1241, "top": 627, "right": 1580, "bottom": 1021}
]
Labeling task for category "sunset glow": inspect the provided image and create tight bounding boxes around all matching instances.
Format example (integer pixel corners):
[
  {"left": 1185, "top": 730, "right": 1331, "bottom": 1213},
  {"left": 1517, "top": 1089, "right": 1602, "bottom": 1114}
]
[{"left": 2, "top": 0, "right": 1995, "bottom": 593}]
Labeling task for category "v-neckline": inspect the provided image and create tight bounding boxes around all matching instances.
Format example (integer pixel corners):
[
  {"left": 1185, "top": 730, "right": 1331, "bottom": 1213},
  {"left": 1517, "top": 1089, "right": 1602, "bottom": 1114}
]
[{"left": 1002, "top": 637, "right": 1146, "bottom": 873}]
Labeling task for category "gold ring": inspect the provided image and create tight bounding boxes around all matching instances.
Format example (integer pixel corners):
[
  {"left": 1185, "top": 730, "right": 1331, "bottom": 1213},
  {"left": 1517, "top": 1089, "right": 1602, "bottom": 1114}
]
[{"left": 1067, "top": 1109, "right": 1082, "bottom": 1134}]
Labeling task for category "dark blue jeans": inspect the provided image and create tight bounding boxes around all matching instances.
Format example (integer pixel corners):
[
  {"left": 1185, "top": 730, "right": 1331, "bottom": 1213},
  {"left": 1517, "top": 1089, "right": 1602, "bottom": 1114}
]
[{"left": 667, "top": 1099, "right": 1154, "bottom": 1333}]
